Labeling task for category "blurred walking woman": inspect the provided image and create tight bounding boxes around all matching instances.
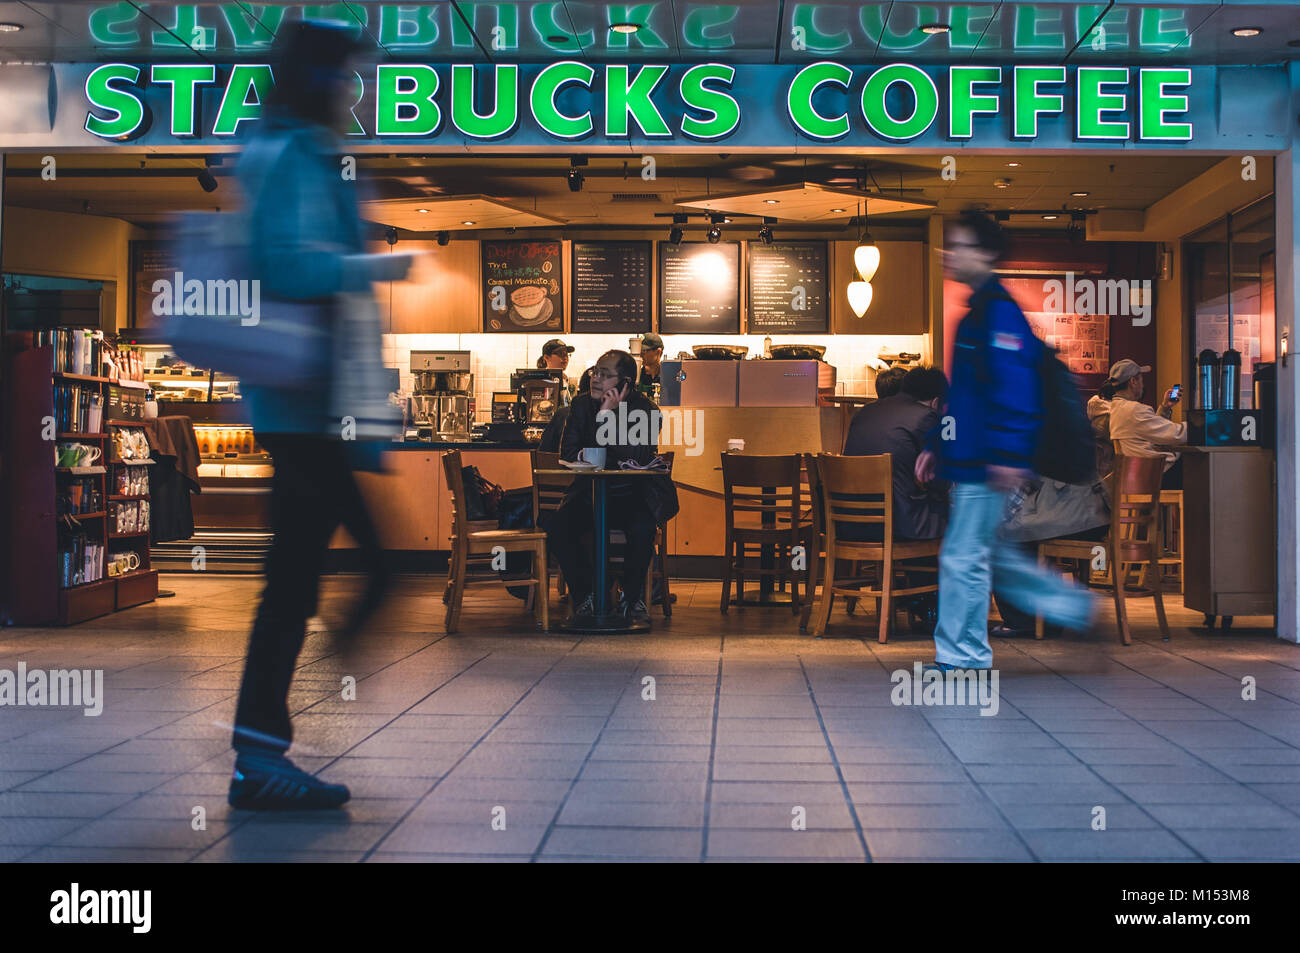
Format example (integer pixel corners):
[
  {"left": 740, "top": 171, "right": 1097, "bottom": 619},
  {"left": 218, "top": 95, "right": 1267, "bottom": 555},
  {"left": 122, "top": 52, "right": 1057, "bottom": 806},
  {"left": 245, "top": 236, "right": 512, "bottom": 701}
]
[{"left": 228, "top": 21, "right": 412, "bottom": 810}]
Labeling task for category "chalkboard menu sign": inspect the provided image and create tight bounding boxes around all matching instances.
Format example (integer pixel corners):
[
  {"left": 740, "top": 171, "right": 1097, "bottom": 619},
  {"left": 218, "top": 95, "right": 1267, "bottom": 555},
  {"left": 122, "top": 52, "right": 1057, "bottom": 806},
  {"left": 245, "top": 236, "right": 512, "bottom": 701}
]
[
  {"left": 482, "top": 239, "right": 563, "bottom": 333},
  {"left": 572, "top": 241, "right": 651, "bottom": 333},
  {"left": 747, "top": 241, "right": 829, "bottom": 333},
  {"left": 130, "top": 239, "right": 177, "bottom": 329},
  {"left": 658, "top": 241, "right": 740, "bottom": 334}
]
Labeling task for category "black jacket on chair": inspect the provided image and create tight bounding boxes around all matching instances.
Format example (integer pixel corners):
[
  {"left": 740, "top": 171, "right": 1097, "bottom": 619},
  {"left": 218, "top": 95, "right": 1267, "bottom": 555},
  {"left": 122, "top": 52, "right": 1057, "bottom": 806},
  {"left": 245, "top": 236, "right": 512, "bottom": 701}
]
[
  {"left": 842, "top": 394, "right": 949, "bottom": 541},
  {"left": 560, "top": 390, "right": 680, "bottom": 525}
]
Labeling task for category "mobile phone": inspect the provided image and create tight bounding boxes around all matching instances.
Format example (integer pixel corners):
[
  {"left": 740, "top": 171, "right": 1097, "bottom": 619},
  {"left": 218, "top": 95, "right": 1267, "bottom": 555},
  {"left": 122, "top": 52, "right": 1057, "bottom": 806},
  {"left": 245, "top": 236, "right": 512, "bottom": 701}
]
[{"left": 1169, "top": 384, "right": 1182, "bottom": 402}]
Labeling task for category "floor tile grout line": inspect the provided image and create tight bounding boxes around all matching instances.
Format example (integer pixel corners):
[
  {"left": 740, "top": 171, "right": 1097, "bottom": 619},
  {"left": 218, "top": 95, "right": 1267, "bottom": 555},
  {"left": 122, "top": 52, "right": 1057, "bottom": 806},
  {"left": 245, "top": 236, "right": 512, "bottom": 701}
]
[
  {"left": 699, "top": 632, "right": 725, "bottom": 863},
  {"left": 354, "top": 637, "right": 585, "bottom": 863},
  {"left": 796, "top": 655, "right": 872, "bottom": 862},
  {"left": 529, "top": 656, "right": 646, "bottom": 863}
]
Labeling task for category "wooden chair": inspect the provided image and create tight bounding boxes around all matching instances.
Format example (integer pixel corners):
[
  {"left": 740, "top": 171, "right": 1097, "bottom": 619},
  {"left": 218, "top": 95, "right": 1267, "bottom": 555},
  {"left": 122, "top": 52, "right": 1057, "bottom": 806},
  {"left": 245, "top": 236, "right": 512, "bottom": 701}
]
[
  {"left": 808, "top": 453, "right": 941, "bottom": 643},
  {"left": 1035, "top": 453, "right": 1169, "bottom": 645},
  {"left": 442, "top": 449, "right": 549, "bottom": 633},
  {"left": 799, "top": 452, "right": 825, "bottom": 633},
  {"left": 720, "top": 452, "right": 813, "bottom": 614},
  {"left": 532, "top": 450, "right": 572, "bottom": 599}
]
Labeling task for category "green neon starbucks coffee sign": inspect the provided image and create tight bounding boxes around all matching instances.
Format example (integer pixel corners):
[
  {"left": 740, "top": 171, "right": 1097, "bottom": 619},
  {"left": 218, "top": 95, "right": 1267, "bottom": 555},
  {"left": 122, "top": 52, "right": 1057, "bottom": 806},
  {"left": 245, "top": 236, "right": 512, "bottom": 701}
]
[{"left": 80, "top": 60, "right": 1200, "bottom": 146}]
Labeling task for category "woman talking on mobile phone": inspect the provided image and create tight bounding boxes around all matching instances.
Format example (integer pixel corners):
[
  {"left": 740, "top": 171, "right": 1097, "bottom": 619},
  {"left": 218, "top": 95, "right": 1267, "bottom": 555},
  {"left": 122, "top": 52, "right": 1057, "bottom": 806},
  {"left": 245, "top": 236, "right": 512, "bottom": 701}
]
[{"left": 548, "top": 350, "right": 678, "bottom": 626}]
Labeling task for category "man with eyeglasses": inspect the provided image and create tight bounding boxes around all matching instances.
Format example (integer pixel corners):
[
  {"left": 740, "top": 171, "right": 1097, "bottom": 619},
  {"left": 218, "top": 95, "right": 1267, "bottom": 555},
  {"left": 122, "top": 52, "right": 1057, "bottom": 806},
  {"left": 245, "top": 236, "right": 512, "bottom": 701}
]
[
  {"left": 548, "top": 350, "right": 678, "bottom": 626},
  {"left": 914, "top": 211, "right": 1095, "bottom": 671}
]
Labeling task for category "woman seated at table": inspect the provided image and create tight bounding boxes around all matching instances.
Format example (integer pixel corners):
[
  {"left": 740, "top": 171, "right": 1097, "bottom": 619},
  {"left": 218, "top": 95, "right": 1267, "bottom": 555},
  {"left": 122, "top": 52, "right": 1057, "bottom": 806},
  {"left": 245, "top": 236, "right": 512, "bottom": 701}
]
[{"left": 549, "top": 350, "right": 678, "bottom": 626}]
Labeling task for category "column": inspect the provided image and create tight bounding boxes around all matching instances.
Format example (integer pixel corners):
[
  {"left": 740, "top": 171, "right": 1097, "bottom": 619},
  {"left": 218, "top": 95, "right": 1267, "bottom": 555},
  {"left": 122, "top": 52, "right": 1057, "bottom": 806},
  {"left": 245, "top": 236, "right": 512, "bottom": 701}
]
[{"left": 1276, "top": 63, "right": 1299, "bottom": 643}]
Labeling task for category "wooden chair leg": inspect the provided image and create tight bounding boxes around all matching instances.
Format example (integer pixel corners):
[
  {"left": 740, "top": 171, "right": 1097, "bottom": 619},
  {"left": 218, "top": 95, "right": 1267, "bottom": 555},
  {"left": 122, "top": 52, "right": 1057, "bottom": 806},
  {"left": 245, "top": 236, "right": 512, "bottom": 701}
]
[
  {"left": 445, "top": 547, "right": 466, "bottom": 634},
  {"left": 1150, "top": 564, "right": 1170, "bottom": 642},
  {"left": 810, "top": 553, "right": 836, "bottom": 637},
  {"left": 720, "top": 535, "right": 733, "bottom": 613},
  {"left": 536, "top": 542, "right": 549, "bottom": 631},
  {"left": 877, "top": 559, "right": 892, "bottom": 644},
  {"left": 1110, "top": 550, "right": 1132, "bottom": 646},
  {"left": 658, "top": 525, "right": 672, "bottom": 619},
  {"left": 1034, "top": 545, "right": 1047, "bottom": 640},
  {"left": 800, "top": 549, "right": 820, "bottom": 633},
  {"left": 790, "top": 542, "right": 802, "bottom": 616}
]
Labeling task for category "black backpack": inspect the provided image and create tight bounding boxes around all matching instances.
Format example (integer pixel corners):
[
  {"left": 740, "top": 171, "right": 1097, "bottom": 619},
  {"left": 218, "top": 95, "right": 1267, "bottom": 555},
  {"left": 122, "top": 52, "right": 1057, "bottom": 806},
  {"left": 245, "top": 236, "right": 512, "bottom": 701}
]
[{"left": 972, "top": 286, "right": 1096, "bottom": 485}]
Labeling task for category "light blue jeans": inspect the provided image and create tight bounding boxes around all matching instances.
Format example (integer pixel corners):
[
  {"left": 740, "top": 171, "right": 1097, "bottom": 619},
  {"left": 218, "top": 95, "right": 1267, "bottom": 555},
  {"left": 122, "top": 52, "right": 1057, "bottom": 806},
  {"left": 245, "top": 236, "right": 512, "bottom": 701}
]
[{"left": 934, "top": 482, "right": 1095, "bottom": 668}]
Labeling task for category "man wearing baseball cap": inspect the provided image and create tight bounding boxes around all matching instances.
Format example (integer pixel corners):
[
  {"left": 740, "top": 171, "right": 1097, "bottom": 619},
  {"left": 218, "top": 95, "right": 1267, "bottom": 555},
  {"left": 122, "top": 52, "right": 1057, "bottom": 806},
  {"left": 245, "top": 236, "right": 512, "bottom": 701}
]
[
  {"left": 538, "top": 339, "right": 575, "bottom": 404},
  {"left": 1106, "top": 358, "right": 1187, "bottom": 489},
  {"left": 637, "top": 333, "right": 664, "bottom": 392}
]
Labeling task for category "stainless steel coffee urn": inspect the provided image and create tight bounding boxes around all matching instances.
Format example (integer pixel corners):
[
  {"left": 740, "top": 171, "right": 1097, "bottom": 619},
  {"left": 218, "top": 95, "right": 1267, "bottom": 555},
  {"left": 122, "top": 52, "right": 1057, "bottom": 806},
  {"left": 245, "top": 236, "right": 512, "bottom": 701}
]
[
  {"left": 1196, "top": 349, "right": 1219, "bottom": 411},
  {"left": 1219, "top": 348, "right": 1241, "bottom": 411}
]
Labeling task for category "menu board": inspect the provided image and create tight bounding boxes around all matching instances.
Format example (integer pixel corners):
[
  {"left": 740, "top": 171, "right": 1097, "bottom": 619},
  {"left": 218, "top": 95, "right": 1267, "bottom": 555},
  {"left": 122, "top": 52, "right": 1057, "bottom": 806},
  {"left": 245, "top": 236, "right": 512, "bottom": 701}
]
[
  {"left": 130, "top": 239, "right": 177, "bottom": 329},
  {"left": 658, "top": 241, "right": 740, "bottom": 334},
  {"left": 482, "top": 239, "right": 563, "bottom": 333},
  {"left": 747, "top": 240, "right": 829, "bottom": 333},
  {"left": 572, "top": 241, "right": 651, "bottom": 333}
]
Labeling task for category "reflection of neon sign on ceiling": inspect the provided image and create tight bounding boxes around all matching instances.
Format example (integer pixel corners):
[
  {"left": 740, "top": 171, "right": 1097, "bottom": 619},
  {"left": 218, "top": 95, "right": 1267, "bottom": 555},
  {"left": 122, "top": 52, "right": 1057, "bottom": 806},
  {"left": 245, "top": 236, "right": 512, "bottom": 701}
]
[{"left": 83, "top": 4, "right": 1193, "bottom": 54}]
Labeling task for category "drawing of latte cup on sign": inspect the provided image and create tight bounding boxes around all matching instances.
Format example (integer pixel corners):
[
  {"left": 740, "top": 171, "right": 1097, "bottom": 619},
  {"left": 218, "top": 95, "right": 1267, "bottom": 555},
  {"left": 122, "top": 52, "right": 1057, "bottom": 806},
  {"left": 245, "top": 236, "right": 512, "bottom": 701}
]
[{"left": 509, "top": 285, "right": 553, "bottom": 326}]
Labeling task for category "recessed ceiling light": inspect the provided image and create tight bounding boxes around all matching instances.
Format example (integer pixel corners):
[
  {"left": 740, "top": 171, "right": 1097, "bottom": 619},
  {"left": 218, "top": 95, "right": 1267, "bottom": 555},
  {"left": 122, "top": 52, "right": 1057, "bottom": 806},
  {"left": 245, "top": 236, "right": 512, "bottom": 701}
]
[
  {"left": 764, "top": 199, "right": 779, "bottom": 205},
  {"left": 993, "top": 178, "right": 1012, "bottom": 189},
  {"left": 416, "top": 208, "right": 429, "bottom": 213},
  {"left": 0, "top": 22, "right": 23, "bottom": 32},
  {"left": 610, "top": 23, "right": 640, "bottom": 34},
  {"left": 461, "top": 220, "right": 476, "bottom": 226},
  {"left": 1006, "top": 161, "right": 1022, "bottom": 168},
  {"left": 920, "top": 23, "right": 950, "bottom": 35},
  {"left": 830, "top": 208, "right": 846, "bottom": 213},
  {"left": 1042, "top": 214, "right": 1059, "bottom": 221},
  {"left": 1070, "top": 191, "right": 1089, "bottom": 197},
  {"left": 1231, "top": 27, "right": 1262, "bottom": 38}
]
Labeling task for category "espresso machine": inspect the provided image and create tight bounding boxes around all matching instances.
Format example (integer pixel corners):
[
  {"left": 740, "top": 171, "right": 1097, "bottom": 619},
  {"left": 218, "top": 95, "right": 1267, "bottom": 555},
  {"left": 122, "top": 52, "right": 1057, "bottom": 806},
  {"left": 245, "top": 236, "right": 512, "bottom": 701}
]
[
  {"left": 509, "top": 368, "right": 564, "bottom": 442},
  {"left": 410, "top": 350, "right": 473, "bottom": 441}
]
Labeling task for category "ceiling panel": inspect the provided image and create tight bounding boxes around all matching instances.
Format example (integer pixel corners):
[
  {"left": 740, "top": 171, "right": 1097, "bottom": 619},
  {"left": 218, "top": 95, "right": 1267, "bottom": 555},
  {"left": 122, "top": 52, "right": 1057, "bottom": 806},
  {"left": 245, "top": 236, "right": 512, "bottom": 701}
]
[
  {"left": 361, "top": 194, "right": 566, "bottom": 230},
  {"left": 676, "top": 183, "right": 935, "bottom": 221}
]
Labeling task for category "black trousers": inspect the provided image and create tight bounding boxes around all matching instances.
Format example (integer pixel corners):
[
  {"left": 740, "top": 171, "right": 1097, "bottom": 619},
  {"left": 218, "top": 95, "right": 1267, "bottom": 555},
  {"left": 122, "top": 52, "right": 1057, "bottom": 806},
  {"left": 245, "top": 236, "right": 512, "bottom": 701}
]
[
  {"left": 547, "top": 489, "right": 657, "bottom": 605},
  {"left": 232, "top": 434, "right": 384, "bottom": 755}
]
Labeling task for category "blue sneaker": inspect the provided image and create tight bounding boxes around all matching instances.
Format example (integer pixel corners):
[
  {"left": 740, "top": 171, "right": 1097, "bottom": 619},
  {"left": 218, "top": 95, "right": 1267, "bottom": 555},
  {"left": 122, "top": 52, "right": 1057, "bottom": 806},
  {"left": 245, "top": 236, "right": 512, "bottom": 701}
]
[{"left": 229, "top": 752, "right": 350, "bottom": 811}]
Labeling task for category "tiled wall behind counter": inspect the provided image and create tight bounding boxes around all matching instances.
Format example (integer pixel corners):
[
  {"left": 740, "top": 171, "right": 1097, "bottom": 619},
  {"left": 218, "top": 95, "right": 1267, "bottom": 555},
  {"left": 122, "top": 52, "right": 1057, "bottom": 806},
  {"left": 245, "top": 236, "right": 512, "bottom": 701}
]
[{"left": 383, "top": 332, "right": 931, "bottom": 421}]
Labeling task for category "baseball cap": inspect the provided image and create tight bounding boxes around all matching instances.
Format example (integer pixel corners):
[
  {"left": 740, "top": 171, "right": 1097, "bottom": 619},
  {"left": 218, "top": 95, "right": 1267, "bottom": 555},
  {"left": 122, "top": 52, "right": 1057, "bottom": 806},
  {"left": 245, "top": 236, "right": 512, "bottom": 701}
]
[
  {"left": 640, "top": 332, "right": 664, "bottom": 350},
  {"left": 1106, "top": 359, "right": 1151, "bottom": 385},
  {"left": 542, "top": 339, "right": 574, "bottom": 356}
]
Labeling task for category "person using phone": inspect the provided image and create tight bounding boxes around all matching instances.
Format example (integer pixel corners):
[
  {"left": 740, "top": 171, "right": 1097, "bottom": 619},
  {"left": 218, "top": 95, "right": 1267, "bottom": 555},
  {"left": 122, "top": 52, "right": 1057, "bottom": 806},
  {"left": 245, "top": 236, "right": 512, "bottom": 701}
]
[
  {"left": 1106, "top": 358, "right": 1187, "bottom": 489},
  {"left": 548, "top": 350, "right": 679, "bottom": 626}
]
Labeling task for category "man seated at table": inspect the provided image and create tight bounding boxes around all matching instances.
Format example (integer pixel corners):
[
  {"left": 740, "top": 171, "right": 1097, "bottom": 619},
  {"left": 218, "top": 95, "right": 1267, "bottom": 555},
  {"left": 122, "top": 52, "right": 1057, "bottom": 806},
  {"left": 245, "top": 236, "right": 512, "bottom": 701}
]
[
  {"left": 842, "top": 365, "right": 950, "bottom": 542},
  {"left": 1106, "top": 358, "right": 1187, "bottom": 489},
  {"left": 549, "top": 350, "right": 679, "bottom": 626},
  {"left": 873, "top": 365, "right": 907, "bottom": 399}
]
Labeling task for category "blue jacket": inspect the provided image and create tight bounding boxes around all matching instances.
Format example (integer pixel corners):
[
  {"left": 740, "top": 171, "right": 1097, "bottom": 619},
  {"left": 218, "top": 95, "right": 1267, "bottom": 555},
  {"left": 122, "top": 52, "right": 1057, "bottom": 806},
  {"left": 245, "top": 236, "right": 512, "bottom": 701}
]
[
  {"left": 938, "top": 276, "right": 1046, "bottom": 484},
  {"left": 235, "top": 117, "right": 371, "bottom": 436}
]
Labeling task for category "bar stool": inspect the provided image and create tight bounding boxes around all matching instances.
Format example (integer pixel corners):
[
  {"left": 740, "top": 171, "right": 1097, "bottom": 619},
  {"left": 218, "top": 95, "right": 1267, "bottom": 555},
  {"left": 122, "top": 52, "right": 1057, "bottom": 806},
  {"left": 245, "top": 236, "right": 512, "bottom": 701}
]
[
  {"left": 808, "top": 453, "right": 940, "bottom": 642},
  {"left": 720, "top": 452, "right": 812, "bottom": 614},
  {"left": 1158, "top": 490, "right": 1183, "bottom": 593},
  {"left": 442, "top": 449, "right": 549, "bottom": 633},
  {"left": 1035, "top": 453, "right": 1169, "bottom": 645}
]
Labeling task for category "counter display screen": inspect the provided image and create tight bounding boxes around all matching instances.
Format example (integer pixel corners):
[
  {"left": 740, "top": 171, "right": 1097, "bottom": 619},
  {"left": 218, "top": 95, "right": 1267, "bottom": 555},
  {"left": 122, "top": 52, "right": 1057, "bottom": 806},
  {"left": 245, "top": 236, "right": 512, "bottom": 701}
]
[
  {"left": 572, "top": 241, "right": 651, "bottom": 334},
  {"left": 482, "top": 239, "right": 563, "bottom": 333},
  {"left": 659, "top": 241, "right": 740, "bottom": 334},
  {"left": 747, "top": 241, "right": 829, "bottom": 333}
]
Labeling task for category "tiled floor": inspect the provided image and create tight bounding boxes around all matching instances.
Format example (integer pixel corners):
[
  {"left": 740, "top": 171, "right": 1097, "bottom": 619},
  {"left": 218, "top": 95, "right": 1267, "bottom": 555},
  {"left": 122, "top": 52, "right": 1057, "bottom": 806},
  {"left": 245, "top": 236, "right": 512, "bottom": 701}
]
[{"left": 2, "top": 574, "right": 1298, "bottom": 862}]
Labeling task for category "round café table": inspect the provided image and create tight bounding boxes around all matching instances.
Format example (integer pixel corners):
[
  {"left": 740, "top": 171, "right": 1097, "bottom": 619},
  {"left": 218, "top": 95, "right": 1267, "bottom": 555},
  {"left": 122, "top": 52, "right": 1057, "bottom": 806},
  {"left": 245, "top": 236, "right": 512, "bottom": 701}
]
[{"left": 535, "top": 467, "right": 667, "bottom": 634}]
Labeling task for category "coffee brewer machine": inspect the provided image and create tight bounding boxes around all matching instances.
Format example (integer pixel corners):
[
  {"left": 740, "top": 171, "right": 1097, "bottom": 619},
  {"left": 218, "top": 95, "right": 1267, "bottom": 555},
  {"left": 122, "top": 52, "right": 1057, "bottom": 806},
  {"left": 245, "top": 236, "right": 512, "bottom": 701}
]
[
  {"left": 510, "top": 368, "right": 564, "bottom": 442},
  {"left": 410, "top": 350, "right": 473, "bottom": 441}
]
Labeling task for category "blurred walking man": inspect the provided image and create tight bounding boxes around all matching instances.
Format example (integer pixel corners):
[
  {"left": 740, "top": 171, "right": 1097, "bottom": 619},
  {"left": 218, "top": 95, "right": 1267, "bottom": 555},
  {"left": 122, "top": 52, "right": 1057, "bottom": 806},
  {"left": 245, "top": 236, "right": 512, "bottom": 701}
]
[{"left": 915, "top": 212, "right": 1095, "bottom": 670}]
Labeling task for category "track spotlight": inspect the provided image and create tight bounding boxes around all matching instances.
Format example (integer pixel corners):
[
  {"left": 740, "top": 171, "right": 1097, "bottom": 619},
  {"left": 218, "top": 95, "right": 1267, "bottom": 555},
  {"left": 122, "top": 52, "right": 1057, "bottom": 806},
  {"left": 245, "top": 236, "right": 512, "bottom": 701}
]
[
  {"left": 707, "top": 227, "right": 721, "bottom": 244},
  {"left": 669, "top": 225, "right": 684, "bottom": 245},
  {"left": 385, "top": 226, "right": 398, "bottom": 246},
  {"left": 197, "top": 168, "right": 218, "bottom": 193},
  {"left": 568, "top": 167, "right": 584, "bottom": 192},
  {"left": 757, "top": 225, "right": 774, "bottom": 245},
  {"left": 436, "top": 230, "right": 450, "bottom": 246}
]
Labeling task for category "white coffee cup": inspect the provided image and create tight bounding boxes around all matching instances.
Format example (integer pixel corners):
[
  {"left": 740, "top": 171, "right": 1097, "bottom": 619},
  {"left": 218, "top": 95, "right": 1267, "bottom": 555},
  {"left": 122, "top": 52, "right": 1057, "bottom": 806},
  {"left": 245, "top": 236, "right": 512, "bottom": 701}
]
[
  {"left": 580, "top": 447, "right": 607, "bottom": 469},
  {"left": 727, "top": 438, "right": 746, "bottom": 452}
]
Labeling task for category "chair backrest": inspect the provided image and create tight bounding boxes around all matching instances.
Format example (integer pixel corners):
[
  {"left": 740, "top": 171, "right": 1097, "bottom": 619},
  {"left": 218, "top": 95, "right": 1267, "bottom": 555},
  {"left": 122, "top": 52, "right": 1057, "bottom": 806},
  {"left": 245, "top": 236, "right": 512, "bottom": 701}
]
[
  {"left": 1110, "top": 453, "right": 1164, "bottom": 563},
  {"left": 441, "top": 449, "right": 467, "bottom": 545},
  {"left": 814, "top": 452, "right": 893, "bottom": 549},
  {"left": 720, "top": 452, "right": 803, "bottom": 535},
  {"left": 531, "top": 449, "right": 572, "bottom": 523},
  {"left": 802, "top": 452, "right": 824, "bottom": 542}
]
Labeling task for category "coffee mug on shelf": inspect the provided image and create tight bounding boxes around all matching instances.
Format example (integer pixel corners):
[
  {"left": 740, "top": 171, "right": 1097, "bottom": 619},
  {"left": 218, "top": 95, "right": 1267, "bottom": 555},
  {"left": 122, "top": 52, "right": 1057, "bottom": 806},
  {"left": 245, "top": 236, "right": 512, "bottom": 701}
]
[
  {"left": 76, "top": 444, "right": 102, "bottom": 467},
  {"left": 579, "top": 447, "right": 607, "bottom": 469}
]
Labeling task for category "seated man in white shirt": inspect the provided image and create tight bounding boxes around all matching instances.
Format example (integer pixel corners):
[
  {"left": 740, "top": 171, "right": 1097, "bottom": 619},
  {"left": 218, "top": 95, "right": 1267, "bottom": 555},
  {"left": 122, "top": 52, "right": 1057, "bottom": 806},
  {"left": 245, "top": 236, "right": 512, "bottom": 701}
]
[{"left": 1106, "top": 358, "right": 1187, "bottom": 489}]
